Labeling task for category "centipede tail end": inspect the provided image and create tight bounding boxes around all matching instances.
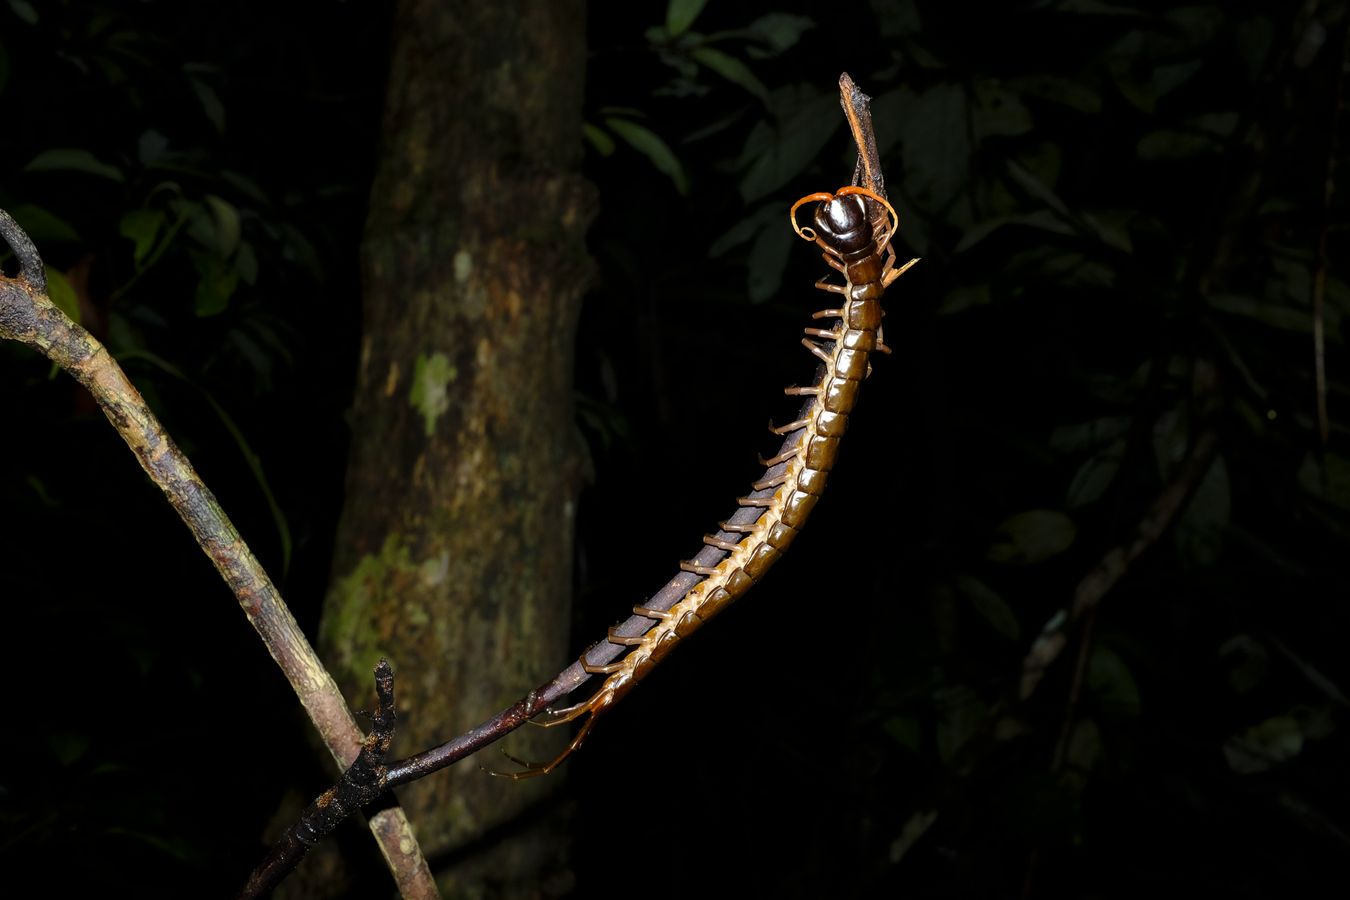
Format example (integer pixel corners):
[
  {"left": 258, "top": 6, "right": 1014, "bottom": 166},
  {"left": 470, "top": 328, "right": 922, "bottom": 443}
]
[{"left": 483, "top": 701, "right": 608, "bottom": 780}]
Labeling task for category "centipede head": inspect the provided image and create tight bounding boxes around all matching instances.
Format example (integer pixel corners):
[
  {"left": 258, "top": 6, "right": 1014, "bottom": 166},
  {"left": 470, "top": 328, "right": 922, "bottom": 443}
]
[
  {"left": 790, "top": 186, "right": 898, "bottom": 255},
  {"left": 813, "top": 194, "right": 871, "bottom": 254}
]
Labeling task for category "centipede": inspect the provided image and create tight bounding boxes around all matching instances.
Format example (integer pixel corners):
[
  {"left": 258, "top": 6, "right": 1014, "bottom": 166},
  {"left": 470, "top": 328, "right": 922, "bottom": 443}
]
[{"left": 489, "top": 185, "right": 918, "bottom": 779}]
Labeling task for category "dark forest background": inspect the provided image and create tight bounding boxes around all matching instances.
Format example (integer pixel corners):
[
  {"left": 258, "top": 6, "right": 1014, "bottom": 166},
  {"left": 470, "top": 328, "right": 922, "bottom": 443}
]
[{"left": 2, "top": 0, "right": 1348, "bottom": 897}]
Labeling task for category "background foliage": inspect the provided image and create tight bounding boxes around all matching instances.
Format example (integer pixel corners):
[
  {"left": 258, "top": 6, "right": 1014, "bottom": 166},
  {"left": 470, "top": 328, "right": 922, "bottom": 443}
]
[{"left": 1, "top": 0, "right": 1346, "bottom": 896}]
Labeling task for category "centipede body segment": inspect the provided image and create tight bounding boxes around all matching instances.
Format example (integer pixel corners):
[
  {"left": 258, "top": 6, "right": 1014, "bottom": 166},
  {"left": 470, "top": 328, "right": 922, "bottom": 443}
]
[{"left": 490, "top": 186, "right": 917, "bottom": 779}]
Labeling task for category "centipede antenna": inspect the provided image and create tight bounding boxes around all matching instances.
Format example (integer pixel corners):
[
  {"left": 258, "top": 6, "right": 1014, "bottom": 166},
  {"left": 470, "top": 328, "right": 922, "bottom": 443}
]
[{"left": 789, "top": 191, "right": 836, "bottom": 241}]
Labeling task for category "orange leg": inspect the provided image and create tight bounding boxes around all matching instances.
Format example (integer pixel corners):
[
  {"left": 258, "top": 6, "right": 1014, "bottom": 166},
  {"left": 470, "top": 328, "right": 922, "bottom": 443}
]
[{"left": 484, "top": 707, "right": 605, "bottom": 780}]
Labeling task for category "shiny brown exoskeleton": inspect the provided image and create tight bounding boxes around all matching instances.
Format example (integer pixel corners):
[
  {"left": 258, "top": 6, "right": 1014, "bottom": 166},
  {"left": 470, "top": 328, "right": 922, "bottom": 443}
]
[{"left": 491, "top": 186, "right": 917, "bottom": 778}]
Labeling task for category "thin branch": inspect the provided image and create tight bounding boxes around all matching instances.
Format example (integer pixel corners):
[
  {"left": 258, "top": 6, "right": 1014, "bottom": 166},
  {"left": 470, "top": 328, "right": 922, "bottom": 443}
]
[
  {"left": 243, "top": 660, "right": 400, "bottom": 897},
  {"left": 0, "top": 213, "right": 438, "bottom": 899},
  {"left": 1020, "top": 421, "right": 1221, "bottom": 701},
  {"left": 0, "top": 208, "right": 46, "bottom": 293},
  {"left": 1313, "top": 24, "right": 1347, "bottom": 445}
]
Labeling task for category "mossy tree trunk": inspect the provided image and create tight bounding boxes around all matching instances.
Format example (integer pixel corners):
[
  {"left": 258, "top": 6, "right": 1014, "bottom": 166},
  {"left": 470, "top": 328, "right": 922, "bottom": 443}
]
[{"left": 317, "top": 1, "right": 592, "bottom": 894}]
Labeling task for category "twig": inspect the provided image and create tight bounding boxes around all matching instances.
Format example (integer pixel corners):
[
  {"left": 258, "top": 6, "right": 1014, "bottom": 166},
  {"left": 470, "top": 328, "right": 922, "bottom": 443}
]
[
  {"left": 1313, "top": 25, "right": 1347, "bottom": 445},
  {"left": 1020, "top": 423, "right": 1220, "bottom": 700},
  {"left": 841, "top": 72, "right": 885, "bottom": 200},
  {"left": 0, "top": 210, "right": 438, "bottom": 899},
  {"left": 243, "top": 660, "right": 400, "bottom": 897}
]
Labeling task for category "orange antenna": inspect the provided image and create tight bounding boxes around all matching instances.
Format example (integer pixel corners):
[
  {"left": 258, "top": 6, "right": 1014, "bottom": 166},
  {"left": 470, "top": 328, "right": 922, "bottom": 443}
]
[{"left": 789, "top": 192, "right": 835, "bottom": 242}]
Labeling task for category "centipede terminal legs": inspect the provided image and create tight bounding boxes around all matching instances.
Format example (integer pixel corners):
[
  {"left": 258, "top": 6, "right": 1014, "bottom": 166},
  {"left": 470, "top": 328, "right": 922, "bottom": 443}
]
[{"left": 491, "top": 708, "right": 606, "bottom": 780}]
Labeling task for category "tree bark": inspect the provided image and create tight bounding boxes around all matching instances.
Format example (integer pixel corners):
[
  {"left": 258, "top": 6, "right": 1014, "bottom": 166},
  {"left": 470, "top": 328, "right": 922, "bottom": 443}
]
[{"left": 316, "top": 1, "right": 592, "bottom": 894}]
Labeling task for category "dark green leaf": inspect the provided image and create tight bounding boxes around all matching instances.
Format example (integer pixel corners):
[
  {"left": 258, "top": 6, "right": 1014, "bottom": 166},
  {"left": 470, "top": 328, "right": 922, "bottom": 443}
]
[
  {"left": 1066, "top": 439, "right": 1124, "bottom": 508},
  {"left": 973, "top": 81, "right": 1033, "bottom": 138},
  {"left": 1219, "top": 634, "right": 1269, "bottom": 695},
  {"left": 1174, "top": 455, "right": 1229, "bottom": 567},
  {"left": 665, "top": 0, "right": 707, "bottom": 37},
  {"left": 882, "top": 716, "right": 921, "bottom": 752},
  {"left": 605, "top": 117, "right": 689, "bottom": 195},
  {"left": 1137, "top": 129, "right": 1219, "bottom": 160},
  {"left": 1059, "top": 0, "right": 1146, "bottom": 15},
  {"left": 708, "top": 203, "right": 778, "bottom": 256},
  {"left": 1083, "top": 211, "right": 1135, "bottom": 254},
  {"left": 6, "top": 0, "right": 36, "bottom": 24},
  {"left": 1089, "top": 646, "right": 1141, "bottom": 716},
  {"left": 1224, "top": 714, "right": 1303, "bottom": 774},
  {"left": 936, "top": 283, "right": 991, "bottom": 315},
  {"left": 24, "top": 148, "right": 125, "bottom": 181},
  {"left": 882, "top": 84, "right": 973, "bottom": 219},
  {"left": 746, "top": 214, "right": 791, "bottom": 303},
  {"left": 134, "top": 130, "right": 170, "bottom": 166},
  {"left": 1008, "top": 76, "right": 1102, "bottom": 114},
  {"left": 1049, "top": 417, "right": 1132, "bottom": 453},
  {"left": 1207, "top": 292, "right": 1324, "bottom": 335},
  {"left": 955, "top": 210, "right": 1077, "bottom": 254},
  {"left": 234, "top": 240, "right": 259, "bottom": 285},
  {"left": 190, "top": 77, "right": 226, "bottom": 134},
  {"left": 1152, "top": 60, "right": 1201, "bottom": 97},
  {"left": 119, "top": 209, "right": 166, "bottom": 266},
  {"left": 1064, "top": 719, "right": 1103, "bottom": 783},
  {"left": 8, "top": 204, "right": 80, "bottom": 243},
  {"left": 742, "top": 13, "right": 813, "bottom": 57},
  {"left": 988, "top": 510, "right": 1077, "bottom": 565},
  {"left": 583, "top": 123, "right": 616, "bottom": 157},
  {"left": 888, "top": 811, "right": 940, "bottom": 865},
  {"left": 956, "top": 575, "right": 1021, "bottom": 640},
  {"left": 192, "top": 251, "right": 238, "bottom": 317},
  {"left": 48, "top": 730, "right": 90, "bottom": 766},
  {"left": 689, "top": 46, "right": 767, "bottom": 101},
  {"left": 44, "top": 268, "right": 80, "bottom": 324},
  {"left": 204, "top": 194, "right": 241, "bottom": 258},
  {"left": 1005, "top": 158, "right": 1073, "bottom": 221},
  {"left": 1298, "top": 452, "right": 1350, "bottom": 511},
  {"left": 737, "top": 88, "right": 838, "bottom": 202},
  {"left": 935, "top": 685, "right": 986, "bottom": 767}
]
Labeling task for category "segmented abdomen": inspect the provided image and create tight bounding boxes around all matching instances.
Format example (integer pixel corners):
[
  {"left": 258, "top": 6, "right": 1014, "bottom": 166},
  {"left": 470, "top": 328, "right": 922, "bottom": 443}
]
[
  {"left": 602, "top": 287, "right": 882, "bottom": 696},
  {"left": 492, "top": 187, "right": 911, "bottom": 779}
]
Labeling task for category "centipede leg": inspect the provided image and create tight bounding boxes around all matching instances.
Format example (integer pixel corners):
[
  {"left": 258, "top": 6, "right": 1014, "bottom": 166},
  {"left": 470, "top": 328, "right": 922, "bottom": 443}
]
[
  {"left": 582, "top": 656, "right": 626, "bottom": 675},
  {"left": 814, "top": 279, "right": 846, "bottom": 294},
  {"left": 883, "top": 256, "right": 920, "bottom": 287},
  {"left": 802, "top": 338, "right": 832, "bottom": 364},
  {"left": 529, "top": 693, "right": 598, "bottom": 727},
  {"left": 679, "top": 560, "right": 718, "bottom": 576},
  {"left": 769, "top": 417, "right": 810, "bottom": 435},
  {"left": 607, "top": 626, "right": 646, "bottom": 646},
  {"left": 633, "top": 604, "right": 670, "bottom": 620},
  {"left": 486, "top": 706, "right": 606, "bottom": 780},
  {"left": 756, "top": 447, "right": 793, "bottom": 469},
  {"left": 753, "top": 470, "right": 791, "bottom": 490}
]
